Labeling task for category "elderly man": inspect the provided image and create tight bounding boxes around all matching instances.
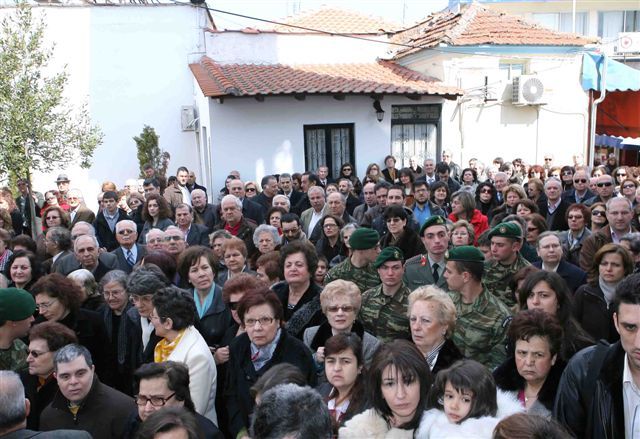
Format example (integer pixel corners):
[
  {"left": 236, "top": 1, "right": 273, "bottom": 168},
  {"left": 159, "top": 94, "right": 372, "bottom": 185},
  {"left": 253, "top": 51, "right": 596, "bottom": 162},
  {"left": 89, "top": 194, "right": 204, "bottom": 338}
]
[
  {"left": 361, "top": 181, "right": 390, "bottom": 227},
  {"left": 272, "top": 195, "right": 291, "bottom": 213},
  {"left": 537, "top": 177, "right": 570, "bottom": 231},
  {"left": 175, "top": 203, "right": 209, "bottom": 247},
  {"left": 359, "top": 247, "right": 411, "bottom": 343},
  {"left": 55, "top": 174, "right": 70, "bottom": 200},
  {"left": 292, "top": 172, "right": 321, "bottom": 216},
  {"left": 325, "top": 228, "right": 381, "bottom": 294},
  {"left": 317, "top": 166, "right": 333, "bottom": 188},
  {"left": 484, "top": 222, "right": 531, "bottom": 308},
  {"left": 444, "top": 246, "right": 511, "bottom": 370},
  {"left": 164, "top": 166, "right": 192, "bottom": 209},
  {"left": 74, "top": 235, "right": 117, "bottom": 282},
  {"left": 0, "top": 288, "right": 35, "bottom": 372},
  {"left": 164, "top": 226, "right": 188, "bottom": 262},
  {"left": 254, "top": 175, "right": 279, "bottom": 213},
  {"left": 214, "top": 195, "right": 257, "bottom": 255},
  {"left": 94, "top": 190, "right": 127, "bottom": 252},
  {"left": 55, "top": 222, "right": 118, "bottom": 276},
  {"left": 337, "top": 178, "right": 362, "bottom": 215},
  {"left": 278, "top": 173, "right": 303, "bottom": 207},
  {"left": 187, "top": 171, "right": 207, "bottom": 195},
  {"left": 40, "top": 344, "right": 136, "bottom": 438},
  {"left": 309, "top": 192, "right": 355, "bottom": 243},
  {"left": 300, "top": 186, "right": 326, "bottom": 236},
  {"left": 403, "top": 215, "right": 449, "bottom": 291},
  {"left": 145, "top": 228, "right": 167, "bottom": 252},
  {"left": 580, "top": 197, "right": 636, "bottom": 271},
  {"left": 67, "top": 189, "right": 95, "bottom": 227},
  {"left": 111, "top": 220, "right": 146, "bottom": 273},
  {"left": 586, "top": 174, "right": 616, "bottom": 206},
  {"left": 533, "top": 231, "right": 587, "bottom": 294},
  {"left": 423, "top": 158, "right": 437, "bottom": 185},
  {"left": 191, "top": 189, "right": 218, "bottom": 233},
  {"left": 493, "top": 172, "right": 508, "bottom": 204},
  {"left": 0, "top": 370, "right": 91, "bottom": 438},
  {"left": 228, "top": 178, "right": 265, "bottom": 225},
  {"left": 43, "top": 226, "right": 73, "bottom": 274},
  {"left": 441, "top": 149, "right": 461, "bottom": 181},
  {"left": 563, "top": 169, "right": 594, "bottom": 204},
  {"left": 353, "top": 182, "right": 377, "bottom": 225}
]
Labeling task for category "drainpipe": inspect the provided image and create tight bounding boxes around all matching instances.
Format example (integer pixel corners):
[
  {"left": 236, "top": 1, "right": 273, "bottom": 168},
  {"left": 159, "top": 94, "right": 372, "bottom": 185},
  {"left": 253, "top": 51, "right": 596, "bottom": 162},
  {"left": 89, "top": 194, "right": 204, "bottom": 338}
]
[{"left": 589, "top": 54, "right": 607, "bottom": 166}]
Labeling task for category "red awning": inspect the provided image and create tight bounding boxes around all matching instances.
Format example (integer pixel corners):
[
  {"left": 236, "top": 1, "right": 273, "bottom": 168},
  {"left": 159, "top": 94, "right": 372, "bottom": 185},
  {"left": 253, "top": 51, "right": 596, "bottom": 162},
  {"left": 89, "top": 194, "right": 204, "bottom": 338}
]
[{"left": 596, "top": 90, "right": 640, "bottom": 138}]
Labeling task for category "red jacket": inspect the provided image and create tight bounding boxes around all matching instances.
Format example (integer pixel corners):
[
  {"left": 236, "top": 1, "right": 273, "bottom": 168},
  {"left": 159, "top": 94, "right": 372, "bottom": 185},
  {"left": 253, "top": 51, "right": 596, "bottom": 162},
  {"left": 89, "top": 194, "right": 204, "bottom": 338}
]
[{"left": 448, "top": 209, "right": 489, "bottom": 245}]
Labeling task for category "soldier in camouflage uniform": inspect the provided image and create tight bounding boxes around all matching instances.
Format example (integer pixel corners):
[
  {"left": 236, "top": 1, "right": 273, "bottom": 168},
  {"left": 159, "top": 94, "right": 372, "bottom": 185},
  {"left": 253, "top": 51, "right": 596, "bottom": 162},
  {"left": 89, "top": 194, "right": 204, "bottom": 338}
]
[
  {"left": 484, "top": 222, "right": 531, "bottom": 308},
  {"left": 444, "top": 246, "right": 512, "bottom": 370},
  {"left": 0, "top": 288, "right": 36, "bottom": 372},
  {"left": 359, "top": 246, "right": 411, "bottom": 343},
  {"left": 325, "top": 228, "right": 381, "bottom": 293}
]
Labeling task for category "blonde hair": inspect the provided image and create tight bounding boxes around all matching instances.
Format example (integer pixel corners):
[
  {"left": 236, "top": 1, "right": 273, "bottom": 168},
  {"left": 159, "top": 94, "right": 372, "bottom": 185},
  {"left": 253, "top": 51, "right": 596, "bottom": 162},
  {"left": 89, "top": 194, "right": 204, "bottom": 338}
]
[
  {"left": 408, "top": 285, "right": 457, "bottom": 338},
  {"left": 319, "top": 280, "right": 361, "bottom": 314}
]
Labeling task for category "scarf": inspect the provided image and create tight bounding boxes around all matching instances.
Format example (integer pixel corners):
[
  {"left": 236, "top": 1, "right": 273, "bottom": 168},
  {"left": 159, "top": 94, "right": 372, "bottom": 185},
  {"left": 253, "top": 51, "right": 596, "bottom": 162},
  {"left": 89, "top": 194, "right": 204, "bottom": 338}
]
[
  {"left": 425, "top": 339, "right": 446, "bottom": 371},
  {"left": 103, "top": 303, "right": 131, "bottom": 366},
  {"left": 194, "top": 287, "right": 214, "bottom": 319},
  {"left": 250, "top": 328, "right": 282, "bottom": 371},
  {"left": 154, "top": 328, "right": 187, "bottom": 363},
  {"left": 599, "top": 278, "right": 618, "bottom": 306},
  {"left": 224, "top": 221, "right": 242, "bottom": 236}
]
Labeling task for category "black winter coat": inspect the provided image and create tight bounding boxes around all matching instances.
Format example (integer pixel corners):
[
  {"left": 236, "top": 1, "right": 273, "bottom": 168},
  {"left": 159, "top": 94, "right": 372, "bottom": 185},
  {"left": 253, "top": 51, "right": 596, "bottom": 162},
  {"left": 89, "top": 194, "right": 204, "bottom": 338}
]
[
  {"left": 224, "top": 330, "right": 316, "bottom": 437},
  {"left": 573, "top": 283, "right": 618, "bottom": 343},
  {"left": 193, "top": 285, "right": 233, "bottom": 347},
  {"left": 431, "top": 338, "right": 465, "bottom": 376},
  {"left": 20, "top": 372, "right": 58, "bottom": 430},
  {"left": 93, "top": 208, "right": 128, "bottom": 251}
]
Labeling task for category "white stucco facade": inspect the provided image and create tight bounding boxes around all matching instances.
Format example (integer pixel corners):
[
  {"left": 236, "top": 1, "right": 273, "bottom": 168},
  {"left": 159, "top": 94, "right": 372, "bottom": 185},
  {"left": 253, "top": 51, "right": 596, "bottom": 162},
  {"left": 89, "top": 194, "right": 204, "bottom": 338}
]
[{"left": 0, "top": 4, "right": 207, "bottom": 208}]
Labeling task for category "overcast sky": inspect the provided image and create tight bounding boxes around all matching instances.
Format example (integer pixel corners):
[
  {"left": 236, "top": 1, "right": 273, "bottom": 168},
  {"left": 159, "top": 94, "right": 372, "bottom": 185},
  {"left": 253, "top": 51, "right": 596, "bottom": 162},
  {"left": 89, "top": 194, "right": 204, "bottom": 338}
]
[{"left": 208, "top": 0, "right": 451, "bottom": 29}]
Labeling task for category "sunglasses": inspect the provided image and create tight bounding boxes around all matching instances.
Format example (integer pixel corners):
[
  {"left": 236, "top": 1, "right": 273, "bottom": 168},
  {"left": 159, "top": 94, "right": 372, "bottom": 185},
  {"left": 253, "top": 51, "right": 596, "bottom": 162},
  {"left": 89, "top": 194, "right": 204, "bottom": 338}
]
[
  {"left": 245, "top": 187, "right": 256, "bottom": 192},
  {"left": 616, "top": 173, "right": 627, "bottom": 177},
  {"left": 623, "top": 184, "right": 636, "bottom": 189},
  {"left": 596, "top": 182, "right": 613, "bottom": 187},
  {"left": 480, "top": 188, "right": 492, "bottom": 194},
  {"left": 562, "top": 171, "right": 573, "bottom": 176},
  {"left": 326, "top": 305, "right": 355, "bottom": 313},
  {"left": 573, "top": 179, "right": 588, "bottom": 184},
  {"left": 544, "top": 158, "right": 553, "bottom": 161},
  {"left": 27, "top": 350, "right": 50, "bottom": 358},
  {"left": 592, "top": 210, "right": 606, "bottom": 217}
]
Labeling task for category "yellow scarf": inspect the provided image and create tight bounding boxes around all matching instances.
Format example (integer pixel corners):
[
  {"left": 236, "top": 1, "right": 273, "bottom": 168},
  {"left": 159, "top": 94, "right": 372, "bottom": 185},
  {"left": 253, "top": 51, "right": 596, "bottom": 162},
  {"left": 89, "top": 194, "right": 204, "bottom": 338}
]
[{"left": 154, "top": 328, "right": 187, "bottom": 363}]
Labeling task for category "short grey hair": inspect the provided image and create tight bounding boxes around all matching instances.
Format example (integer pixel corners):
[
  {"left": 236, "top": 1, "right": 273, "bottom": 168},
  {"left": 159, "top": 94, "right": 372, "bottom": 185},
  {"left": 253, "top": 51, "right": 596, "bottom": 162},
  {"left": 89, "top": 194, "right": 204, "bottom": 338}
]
[
  {"left": 327, "top": 191, "right": 346, "bottom": 204},
  {"left": 116, "top": 219, "right": 137, "bottom": 232},
  {"left": 535, "top": 231, "right": 561, "bottom": 249},
  {"left": 126, "top": 265, "right": 170, "bottom": 296},
  {"left": 221, "top": 194, "right": 243, "bottom": 210},
  {"left": 606, "top": 197, "right": 632, "bottom": 212},
  {"left": 54, "top": 344, "right": 93, "bottom": 372},
  {"left": 99, "top": 269, "right": 128, "bottom": 292},
  {"left": 146, "top": 228, "right": 166, "bottom": 242},
  {"left": 340, "top": 223, "right": 358, "bottom": 240},
  {"left": 47, "top": 226, "right": 72, "bottom": 251},
  {"left": 503, "top": 214, "right": 528, "bottom": 236},
  {"left": 272, "top": 195, "right": 290, "bottom": 209},
  {"left": 191, "top": 188, "right": 206, "bottom": 198},
  {"left": 544, "top": 177, "right": 562, "bottom": 189},
  {"left": 253, "top": 225, "right": 282, "bottom": 246},
  {"left": 307, "top": 186, "right": 325, "bottom": 197},
  {"left": 73, "top": 234, "right": 99, "bottom": 252},
  {"left": 0, "top": 370, "right": 26, "bottom": 429},
  {"left": 71, "top": 221, "right": 95, "bottom": 237},
  {"left": 67, "top": 189, "right": 84, "bottom": 200},
  {"left": 68, "top": 269, "right": 98, "bottom": 297}
]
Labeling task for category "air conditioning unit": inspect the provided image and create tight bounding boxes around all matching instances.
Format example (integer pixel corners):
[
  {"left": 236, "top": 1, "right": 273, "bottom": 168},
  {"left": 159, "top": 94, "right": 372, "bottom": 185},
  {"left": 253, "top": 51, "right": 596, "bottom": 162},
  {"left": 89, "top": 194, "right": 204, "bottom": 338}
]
[{"left": 512, "top": 75, "right": 546, "bottom": 105}]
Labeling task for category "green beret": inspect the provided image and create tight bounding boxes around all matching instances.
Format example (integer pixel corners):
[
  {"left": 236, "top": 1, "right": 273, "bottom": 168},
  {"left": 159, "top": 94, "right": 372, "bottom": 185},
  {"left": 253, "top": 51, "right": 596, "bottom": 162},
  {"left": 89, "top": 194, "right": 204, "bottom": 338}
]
[
  {"left": 488, "top": 222, "right": 523, "bottom": 240},
  {"left": 349, "top": 228, "right": 380, "bottom": 250},
  {"left": 0, "top": 288, "right": 36, "bottom": 322},
  {"left": 374, "top": 246, "right": 405, "bottom": 269},
  {"left": 419, "top": 215, "right": 447, "bottom": 236},
  {"left": 446, "top": 246, "right": 485, "bottom": 263}
]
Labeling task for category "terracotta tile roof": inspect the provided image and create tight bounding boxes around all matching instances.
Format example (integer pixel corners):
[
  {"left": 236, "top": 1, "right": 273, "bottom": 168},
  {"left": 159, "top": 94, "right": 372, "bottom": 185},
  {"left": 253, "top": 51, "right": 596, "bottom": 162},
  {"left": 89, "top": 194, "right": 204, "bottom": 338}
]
[
  {"left": 391, "top": 3, "right": 594, "bottom": 59},
  {"left": 269, "top": 7, "right": 400, "bottom": 34},
  {"left": 189, "top": 57, "right": 461, "bottom": 98}
]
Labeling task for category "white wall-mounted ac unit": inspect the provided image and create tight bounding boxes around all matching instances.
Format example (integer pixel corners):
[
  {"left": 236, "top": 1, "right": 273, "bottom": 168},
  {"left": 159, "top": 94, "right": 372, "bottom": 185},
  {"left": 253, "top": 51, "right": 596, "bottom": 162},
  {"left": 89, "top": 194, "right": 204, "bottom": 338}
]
[
  {"left": 618, "top": 32, "right": 640, "bottom": 53},
  {"left": 512, "top": 74, "right": 547, "bottom": 105}
]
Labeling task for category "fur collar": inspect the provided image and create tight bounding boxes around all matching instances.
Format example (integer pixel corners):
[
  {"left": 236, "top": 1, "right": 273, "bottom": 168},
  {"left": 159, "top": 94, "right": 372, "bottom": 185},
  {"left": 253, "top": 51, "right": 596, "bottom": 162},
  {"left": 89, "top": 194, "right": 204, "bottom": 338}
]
[
  {"left": 339, "top": 408, "right": 416, "bottom": 439},
  {"left": 416, "top": 390, "right": 523, "bottom": 438}
]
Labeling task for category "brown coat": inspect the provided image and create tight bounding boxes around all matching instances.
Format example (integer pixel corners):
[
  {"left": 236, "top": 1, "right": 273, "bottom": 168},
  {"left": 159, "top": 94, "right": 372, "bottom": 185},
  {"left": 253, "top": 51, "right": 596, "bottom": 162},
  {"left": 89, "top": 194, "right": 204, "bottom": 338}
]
[{"left": 163, "top": 185, "right": 184, "bottom": 210}]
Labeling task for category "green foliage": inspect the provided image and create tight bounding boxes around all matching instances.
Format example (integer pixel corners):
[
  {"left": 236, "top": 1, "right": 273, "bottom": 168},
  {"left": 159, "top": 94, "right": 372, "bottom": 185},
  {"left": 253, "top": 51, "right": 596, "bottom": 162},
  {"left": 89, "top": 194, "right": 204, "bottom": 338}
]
[
  {"left": 0, "top": 1, "right": 103, "bottom": 181},
  {"left": 134, "top": 125, "right": 169, "bottom": 179}
]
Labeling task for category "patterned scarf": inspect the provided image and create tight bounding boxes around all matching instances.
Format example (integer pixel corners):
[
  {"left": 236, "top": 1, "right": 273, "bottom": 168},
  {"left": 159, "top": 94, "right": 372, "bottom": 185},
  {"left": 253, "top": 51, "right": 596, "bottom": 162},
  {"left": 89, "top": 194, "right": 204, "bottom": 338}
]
[{"left": 154, "top": 328, "right": 187, "bottom": 363}]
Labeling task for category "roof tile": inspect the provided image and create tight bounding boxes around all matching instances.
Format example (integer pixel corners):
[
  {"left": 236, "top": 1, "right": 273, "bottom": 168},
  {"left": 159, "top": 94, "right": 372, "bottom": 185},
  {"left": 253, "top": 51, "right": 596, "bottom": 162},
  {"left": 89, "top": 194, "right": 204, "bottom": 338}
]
[{"left": 269, "top": 7, "right": 400, "bottom": 34}]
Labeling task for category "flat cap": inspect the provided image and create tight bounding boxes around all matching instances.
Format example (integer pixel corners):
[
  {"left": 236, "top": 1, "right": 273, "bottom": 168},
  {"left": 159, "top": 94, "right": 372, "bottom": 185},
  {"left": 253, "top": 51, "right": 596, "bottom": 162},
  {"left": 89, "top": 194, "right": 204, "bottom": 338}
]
[
  {"left": 0, "top": 288, "right": 36, "bottom": 322},
  {"left": 374, "top": 246, "right": 404, "bottom": 269},
  {"left": 349, "top": 228, "right": 380, "bottom": 250},
  {"left": 446, "top": 246, "right": 485, "bottom": 263},
  {"left": 488, "top": 222, "right": 522, "bottom": 240},
  {"left": 419, "top": 215, "right": 447, "bottom": 236},
  {"left": 55, "top": 173, "right": 70, "bottom": 183}
]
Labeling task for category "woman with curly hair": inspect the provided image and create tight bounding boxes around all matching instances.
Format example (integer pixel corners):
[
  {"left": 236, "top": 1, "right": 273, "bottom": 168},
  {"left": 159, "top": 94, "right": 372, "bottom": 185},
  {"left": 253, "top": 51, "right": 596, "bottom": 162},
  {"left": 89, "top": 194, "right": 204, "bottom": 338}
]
[
  {"left": 475, "top": 182, "right": 499, "bottom": 220},
  {"left": 139, "top": 193, "right": 174, "bottom": 243}
]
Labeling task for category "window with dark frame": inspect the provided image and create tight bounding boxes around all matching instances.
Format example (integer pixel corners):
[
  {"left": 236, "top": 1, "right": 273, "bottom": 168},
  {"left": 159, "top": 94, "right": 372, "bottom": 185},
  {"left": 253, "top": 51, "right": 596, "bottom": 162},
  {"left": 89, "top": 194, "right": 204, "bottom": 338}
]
[
  {"left": 303, "top": 124, "right": 355, "bottom": 179},
  {"left": 390, "top": 104, "right": 441, "bottom": 169}
]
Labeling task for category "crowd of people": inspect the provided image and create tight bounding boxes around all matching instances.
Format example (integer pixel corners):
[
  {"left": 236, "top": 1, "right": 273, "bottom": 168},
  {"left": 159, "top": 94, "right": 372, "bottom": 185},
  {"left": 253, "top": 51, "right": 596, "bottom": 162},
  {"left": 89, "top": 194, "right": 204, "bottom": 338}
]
[{"left": 1, "top": 150, "right": 639, "bottom": 438}]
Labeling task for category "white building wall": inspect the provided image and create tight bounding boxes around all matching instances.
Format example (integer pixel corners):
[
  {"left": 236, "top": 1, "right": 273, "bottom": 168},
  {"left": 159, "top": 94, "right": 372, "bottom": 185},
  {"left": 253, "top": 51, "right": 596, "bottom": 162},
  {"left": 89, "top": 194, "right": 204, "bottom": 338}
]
[
  {"left": 206, "top": 94, "right": 444, "bottom": 190},
  {"left": 0, "top": 5, "right": 206, "bottom": 209},
  {"left": 400, "top": 49, "right": 589, "bottom": 168}
]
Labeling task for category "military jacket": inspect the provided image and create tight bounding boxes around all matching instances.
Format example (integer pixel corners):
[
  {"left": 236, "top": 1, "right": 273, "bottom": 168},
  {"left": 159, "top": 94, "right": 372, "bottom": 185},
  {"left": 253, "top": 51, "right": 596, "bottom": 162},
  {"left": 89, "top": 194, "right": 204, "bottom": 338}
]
[
  {"left": 403, "top": 254, "right": 448, "bottom": 291},
  {"left": 325, "top": 257, "right": 380, "bottom": 294},
  {"left": 0, "top": 338, "right": 28, "bottom": 372},
  {"left": 449, "top": 288, "right": 512, "bottom": 370},
  {"left": 359, "top": 283, "right": 411, "bottom": 343},
  {"left": 483, "top": 253, "right": 530, "bottom": 308}
]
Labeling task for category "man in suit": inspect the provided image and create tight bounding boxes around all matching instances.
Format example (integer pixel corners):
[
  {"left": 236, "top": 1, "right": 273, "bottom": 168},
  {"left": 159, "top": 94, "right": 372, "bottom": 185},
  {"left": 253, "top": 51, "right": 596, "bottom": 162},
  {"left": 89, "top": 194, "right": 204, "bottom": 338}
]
[
  {"left": 111, "top": 220, "right": 146, "bottom": 274},
  {"left": 67, "top": 189, "right": 95, "bottom": 228},
  {"left": 42, "top": 227, "right": 73, "bottom": 274},
  {"left": 0, "top": 370, "right": 91, "bottom": 439},
  {"left": 291, "top": 172, "right": 321, "bottom": 216},
  {"left": 317, "top": 166, "right": 334, "bottom": 188},
  {"left": 74, "top": 235, "right": 118, "bottom": 282},
  {"left": 55, "top": 222, "right": 118, "bottom": 276},
  {"left": 308, "top": 192, "right": 355, "bottom": 243},
  {"left": 93, "top": 191, "right": 127, "bottom": 252},
  {"left": 353, "top": 182, "right": 377, "bottom": 225},
  {"left": 534, "top": 231, "right": 587, "bottom": 293},
  {"left": 278, "top": 173, "right": 303, "bottom": 208},
  {"left": 187, "top": 171, "right": 207, "bottom": 197},
  {"left": 562, "top": 169, "right": 594, "bottom": 204},
  {"left": 403, "top": 215, "right": 449, "bottom": 291},
  {"left": 164, "top": 166, "right": 191, "bottom": 210},
  {"left": 228, "top": 179, "right": 265, "bottom": 224},
  {"left": 191, "top": 189, "right": 218, "bottom": 233},
  {"left": 253, "top": 175, "right": 279, "bottom": 213},
  {"left": 175, "top": 204, "right": 209, "bottom": 247},
  {"left": 300, "top": 186, "right": 326, "bottom": 236},
  {"left": 537, "top": 177, "right": 570, "bottom": 232}
]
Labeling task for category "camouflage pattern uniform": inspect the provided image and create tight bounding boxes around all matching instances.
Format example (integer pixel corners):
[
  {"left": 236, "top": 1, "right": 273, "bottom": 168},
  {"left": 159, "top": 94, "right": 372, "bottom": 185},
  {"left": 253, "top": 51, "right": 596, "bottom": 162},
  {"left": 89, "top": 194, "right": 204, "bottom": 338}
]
[
  {"left": 325, "top": 257, "right": 380, "bottom": 294},
  {"left": 449, "top": 288, "right": 512, "bottom": 370},
  {"left": 358, "top": 283, "right": 411, "bottom": 343},
  {"left": 0, "top": 338, "right": 28, "bottom": 372},
  {"left": 484, "top": 253, "right": 530, "bottom": 308}
]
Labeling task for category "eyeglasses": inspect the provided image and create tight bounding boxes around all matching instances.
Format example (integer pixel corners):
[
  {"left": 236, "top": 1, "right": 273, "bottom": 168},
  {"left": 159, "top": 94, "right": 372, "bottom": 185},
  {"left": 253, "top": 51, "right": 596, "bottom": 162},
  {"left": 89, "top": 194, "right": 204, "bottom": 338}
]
[
  {"left": 228, "top": 301, "right": 239, "bottom": 311},
  {"left": 562, "top": 171, "right": 573, "bottom": 176},
  {"left": 623, "top": 184, "right": 636, "bottom": 189},
  {"left": 134, "top": 393, "right": 176, "bottom": 407},
  {"left": 163, "top": 235, "right": 184, "bottom": 242},
  {"left": 130, "top": 294, "right": 153, "bottom": 303},
  {"left": 244, "top": 316, "right": 274, "bottom": 327},
  {"left": 544, "top": 158, "right": 553, "bottom": 162},
  {"left": 386, "top": 217, "right": 404, "bottom": 223},
  {"left": 246, "top": 187, "right": 256, "bottom": 193},
  {"left": 103, "top": 289, "right": 126, "bottom": 298},
  {"left": 596, "top": 182, "right": 613, "bottom": 187},
  {"left": 27, "top": 349, "right": 50, "bottom": 358},
  {"left": 616, "top": 173, "right": 627, "bottom": 177},
  {"left": 326, "top": 305, "right": 355, "bottom": 313},
  {"left": 283, "top": 227, "right": 300, "bottom": 235},
  {"left": 323, "top": 223, "right": 338, "bottom": 229},
  {"left": 36, "top": 299, "right": 58, "bottom": 310},
  {"left": 117, "top": 229, "right": 135, "bottom": 235},
  {"left": 592, "top": 210, "right": 606, "bottom": 217},
  {"left": 573, "top": 179, "right": 588, "bottom": 184},
  {"left": 147, "top": 238, "right": 164, "bottom": 244},
  {"left": 343, "top": 168, "right": 352, "bottom": 171},
  {"left": 567, "top": 215, "right": 584, "bottom": 220},
  {"left": 480, "top": 188, "right": 492, "bottom": 194},
  {"left": 46, "top": 216, "right": 60, "bottom": 220}
]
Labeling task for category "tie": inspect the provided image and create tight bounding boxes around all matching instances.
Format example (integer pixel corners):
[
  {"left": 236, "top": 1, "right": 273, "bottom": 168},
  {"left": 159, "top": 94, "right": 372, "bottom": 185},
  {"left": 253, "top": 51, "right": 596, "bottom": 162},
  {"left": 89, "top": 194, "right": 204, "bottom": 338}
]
[
  {"left": 126, "top": 249, "right": 135, "bottom": 266},
  {"left": 432, "top": 263, "right": 439, "bottom": 283}
]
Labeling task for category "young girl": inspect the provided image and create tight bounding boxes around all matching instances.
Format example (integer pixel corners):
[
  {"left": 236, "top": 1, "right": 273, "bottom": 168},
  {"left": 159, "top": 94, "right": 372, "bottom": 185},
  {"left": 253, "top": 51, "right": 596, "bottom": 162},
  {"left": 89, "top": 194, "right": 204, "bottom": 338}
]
[{"left": 417, "top": 360, "right": 522, "bottom": 438}]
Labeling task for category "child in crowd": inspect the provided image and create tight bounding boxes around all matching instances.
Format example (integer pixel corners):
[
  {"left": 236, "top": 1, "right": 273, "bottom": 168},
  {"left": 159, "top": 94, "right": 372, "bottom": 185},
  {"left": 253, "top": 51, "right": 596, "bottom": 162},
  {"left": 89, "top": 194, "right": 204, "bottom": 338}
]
[{"left": 417, "top": 360, "right": 522, "bottom": 438}]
